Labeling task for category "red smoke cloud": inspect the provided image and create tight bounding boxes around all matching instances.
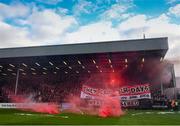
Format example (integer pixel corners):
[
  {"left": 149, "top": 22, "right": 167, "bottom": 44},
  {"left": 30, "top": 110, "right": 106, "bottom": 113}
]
[
  {"left": 65, "top": 73, "right": 124, "bottom": 118},
  {"left": 65, "top": 94, "right": 124, "bottom": 117},
  {"left": 98, "top": 95, "right": 124, "bottom": 117},
  {"left": 10, "top": 95, "right": 59, "bottom": 114},
  {"left": 6, "top": 72, "right": 124, "bottom": 117}
]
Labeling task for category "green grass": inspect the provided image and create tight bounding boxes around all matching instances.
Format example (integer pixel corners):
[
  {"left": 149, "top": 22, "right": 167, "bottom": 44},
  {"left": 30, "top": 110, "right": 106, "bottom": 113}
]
[{"left": 0, "top": 109, "right": 180, "bottom": 125}]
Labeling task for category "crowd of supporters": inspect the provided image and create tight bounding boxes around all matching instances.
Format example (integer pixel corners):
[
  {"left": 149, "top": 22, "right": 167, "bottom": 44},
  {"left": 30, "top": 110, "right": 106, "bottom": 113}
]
[
  {"left": 0, "top": 79, "right": 179, "bottom": 110},
  {"left": 0, "top": 78, "right": 82, "bottom": 103},
  {"left": 151, "top": 90, "right": 167, "bottom": 101},
  {"left": 0, "top": 84, "right": 176, "bottom": 103}
]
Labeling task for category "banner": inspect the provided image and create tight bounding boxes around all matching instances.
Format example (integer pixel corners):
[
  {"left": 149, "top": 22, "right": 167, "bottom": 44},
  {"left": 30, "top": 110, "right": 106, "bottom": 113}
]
[
  {"left": 82, "top": 99, "right": 139, "bottom": 107},
  {"left": 80, "top": 84, "right": 151, "bottom": 100},
  {"left": 121, "top": 100, "right": 139, "bottom": 107}
]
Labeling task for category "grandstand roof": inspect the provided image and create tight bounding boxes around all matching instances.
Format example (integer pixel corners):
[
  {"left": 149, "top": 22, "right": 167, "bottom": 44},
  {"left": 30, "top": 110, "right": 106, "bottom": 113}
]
[
  {"left": 0, "top": 37, "right": 168, "bottom": 58},
  {"left": 0, "top": 37, "right": 169, "bottom": 79}
]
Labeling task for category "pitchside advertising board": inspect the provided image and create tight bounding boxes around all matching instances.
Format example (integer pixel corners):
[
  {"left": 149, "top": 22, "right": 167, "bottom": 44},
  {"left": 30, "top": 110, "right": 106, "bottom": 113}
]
[
  {"left": 80, "top": 83, "right": 151, "bottom": 107},
  {"left": 0, "top": 103, "right": 51, "bottom": 108}
]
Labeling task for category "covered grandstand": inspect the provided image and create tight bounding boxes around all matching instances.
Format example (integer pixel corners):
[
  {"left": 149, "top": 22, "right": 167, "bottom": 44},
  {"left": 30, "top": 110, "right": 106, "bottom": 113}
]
[{"left": 0, "top": 37, "right": 177, "bottom": 108}]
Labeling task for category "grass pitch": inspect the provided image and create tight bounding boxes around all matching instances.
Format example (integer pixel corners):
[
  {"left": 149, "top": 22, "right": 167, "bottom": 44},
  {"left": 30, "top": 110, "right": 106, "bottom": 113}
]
[{"left": 0, "top": 109, "right": 180, "bottom": 125}]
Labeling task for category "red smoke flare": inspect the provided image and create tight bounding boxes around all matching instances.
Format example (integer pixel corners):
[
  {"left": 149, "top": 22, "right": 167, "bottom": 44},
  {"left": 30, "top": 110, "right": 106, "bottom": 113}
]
[{"left": 98, "top": 92, "right": 124, "bottom": 117}]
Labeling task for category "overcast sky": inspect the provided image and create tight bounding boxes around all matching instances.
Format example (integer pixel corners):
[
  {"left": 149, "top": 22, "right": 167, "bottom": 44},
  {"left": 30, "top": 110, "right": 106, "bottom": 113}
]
[{"left": 0, "top": 0, "right": 180, "bottom": 76}]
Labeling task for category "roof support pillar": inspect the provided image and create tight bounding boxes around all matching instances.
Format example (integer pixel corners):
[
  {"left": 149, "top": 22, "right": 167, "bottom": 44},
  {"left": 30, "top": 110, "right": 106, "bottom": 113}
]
[{"left": 15, "top": 68, "right": 19, "bottom": 95}]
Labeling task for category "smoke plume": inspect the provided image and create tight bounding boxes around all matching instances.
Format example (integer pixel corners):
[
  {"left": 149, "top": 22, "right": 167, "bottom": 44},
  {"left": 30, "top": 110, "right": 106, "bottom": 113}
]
[{"left": 9, "top": 94, "right": 59, "bottom": 114}]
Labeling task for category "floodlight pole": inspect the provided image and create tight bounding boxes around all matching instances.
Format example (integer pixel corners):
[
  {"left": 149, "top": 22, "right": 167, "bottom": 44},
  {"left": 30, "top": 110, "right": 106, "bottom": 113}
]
[
  {"left": 160, "top": 78, "right": 164, "bottom": 95},
  {"left": 171, "top": 64, "right": 176, "bottom": 99},
  {"left": 15, "top": 68, "right": 19, "bottom": 95},
  {"left": 160, "top": 67, "right": 164, "bottom": 95}
]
